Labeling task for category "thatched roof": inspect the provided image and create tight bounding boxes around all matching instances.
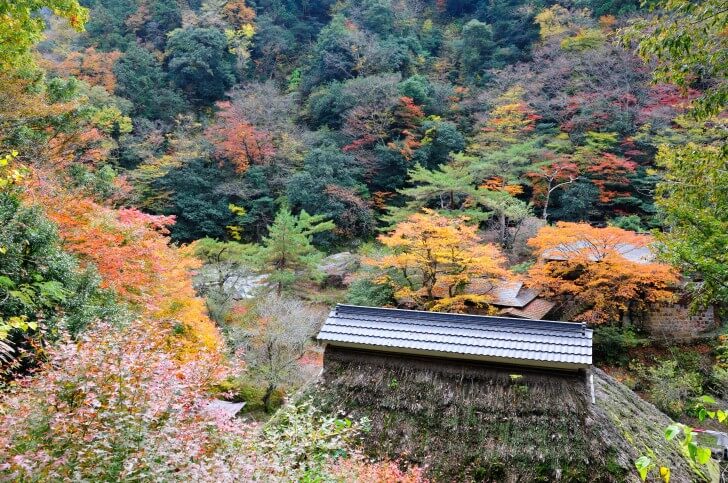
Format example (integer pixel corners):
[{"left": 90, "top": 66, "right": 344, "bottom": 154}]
[{"left": 307, "top": 347, "right": 719, "bottom": 482}]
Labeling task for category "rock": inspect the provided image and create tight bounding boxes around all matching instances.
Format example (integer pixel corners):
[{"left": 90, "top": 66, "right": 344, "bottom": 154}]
[
  {"left": 222, "top": 273, "right": 268, "bottom": 300},
  {"left": 319, "top": 252, "right": 360, "bottom": 288},
  {"left": 193, "top": 264, "right": 267, "bottom": 300},
  {"left": 205, "top": 399, "right": 246, "bottom": 418}
]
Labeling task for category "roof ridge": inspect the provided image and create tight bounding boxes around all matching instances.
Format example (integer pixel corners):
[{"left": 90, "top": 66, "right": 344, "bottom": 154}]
[{"left": 334, "top": 304, "right": 587, "bottom": 332}]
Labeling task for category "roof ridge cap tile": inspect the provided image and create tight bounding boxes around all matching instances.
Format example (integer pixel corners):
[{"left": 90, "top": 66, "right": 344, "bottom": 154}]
[
  {"left": 333, "top": 304, "right": 587, "bottom": 331},
  {"left": 330, "top": 313, "right": 589, "bottom": 337}
]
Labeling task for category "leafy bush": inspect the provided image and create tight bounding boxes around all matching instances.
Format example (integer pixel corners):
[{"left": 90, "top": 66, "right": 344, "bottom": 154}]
[
  {"left": 593, "top": 326, "right": 643, "bottom": 365},
  {"left": 260, "top": 399, "right": 367, "bottom": 472},
  {"left": 608, "top": 215, "right": 645, "bottom": 232},
  {"left": 257, "top": 399, "right": 424, "bottom": 481},
  {"left": 710, "top": 367, "right": 728, "bottom": 399},
  {"left": 212, "top": 376, "right": 285, "bottom": 413},
  {"left": 346, "top": 278, "right": 395, "bottom": 307},
  {"left": 0, "top": 321, "right": 252, "bottom": 481},
  {"left": 667, "top": 346, "right": 704, "bottom": 375},
  {"left": 640, "top": 360, "right": 703, "bottom": 418}
]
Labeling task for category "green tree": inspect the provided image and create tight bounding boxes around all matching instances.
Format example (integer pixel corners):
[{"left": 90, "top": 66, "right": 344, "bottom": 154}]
[
  {"left": 625, "top": 0, "right": 727, "bottom": 119},
  {"left": 302, "top": 15, "right": 359, "bottom": 90},
  {"left": 411, "top": 118, "right": 466, "bottom": 169},
  {"left": 114, "top": 46, "right": 188, "bottom": 121},
  {"left": 287, "top": 145, "right": 373, "bottom": 242},
  {"left": 152, "top": 0, "right": 182, "bottom": 35},
  {"left": 0, "top": 0, "right": 88, "bottom": 68},
  {"left": 82, "top": 0, "right": 137, "bottom": 51},
  {"left": 257, "top": 206, "right": 335, "bottom": 295},
  {"left": 0, "top": 185, "right": 118, "bottom": 371},
  {"left": 458, "top": 19, "right": 495, "bottom": 84},
  {"left": 398, "top": 75, "right": 434, "bottom": 109},
  {"left": 382, "top": 163, "right": 482, "bottom": 228},
  {"left": 159, "top": 157, "right": 237, "bottom": 242},
  {"left": 655, "top": 143, "right": 728, "bottom": 308},
  {"left": 166, "top": 27, "right": 237, "bottom": 104}
]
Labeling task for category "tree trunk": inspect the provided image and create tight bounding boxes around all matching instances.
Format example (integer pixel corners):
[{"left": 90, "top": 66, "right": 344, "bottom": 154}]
[
  {"left": 499, "top": 213, "right": 507, "bottom": 247},
  {"left": 263, "top": 383, "right": 276, "bottom": 413}
]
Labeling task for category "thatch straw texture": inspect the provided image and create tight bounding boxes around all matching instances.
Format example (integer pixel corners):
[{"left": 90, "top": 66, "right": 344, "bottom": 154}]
[{"left": 307, "top": 347, "right": 718, "bottom": 482}]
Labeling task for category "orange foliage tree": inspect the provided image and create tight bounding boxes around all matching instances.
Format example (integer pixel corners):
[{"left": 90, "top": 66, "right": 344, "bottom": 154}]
[
  {"left": 54, "top": 47, "right": 122, "bottom": 92},
  {"left": 586, "top": 152, "right": 637, "bottom": 203},
  {"left": 470, "top": 87, "right": 540, "bottom": 150},
  {"left": 222, "top": 0, "right": 256, "bottom": 28},
  {"left": 366, "top": 209, "right": 508, "bottom": 311},
  {"left": 527, "top": 222, "right": 678, "bottom": 324},
  {"left": 38, "top": 190, "right": 220, "bottom": 356},
  {"left": 205, "top": 100, "right": 275, "bottom": 173}
]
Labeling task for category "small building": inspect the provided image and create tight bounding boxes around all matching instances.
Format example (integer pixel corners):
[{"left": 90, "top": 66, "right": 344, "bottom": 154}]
[
  {"left": 317, "top": 304, "right": 592, "bottom": 375},
  {"left": 399, "top": 279, "right": 557, "bottom": 320},
  {"left": 462, "top": 279, "right": 557, "bottom": 320}
]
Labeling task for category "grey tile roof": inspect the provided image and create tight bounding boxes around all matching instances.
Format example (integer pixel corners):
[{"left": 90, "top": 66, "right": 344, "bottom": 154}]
[{"left": 317, "top": 305, "right": 592, "bottom": 370}]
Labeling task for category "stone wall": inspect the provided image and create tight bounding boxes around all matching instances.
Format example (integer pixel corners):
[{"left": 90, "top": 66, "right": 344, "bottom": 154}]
[{"left": 641, "top": 303, "right": 720, "bottom": 340}]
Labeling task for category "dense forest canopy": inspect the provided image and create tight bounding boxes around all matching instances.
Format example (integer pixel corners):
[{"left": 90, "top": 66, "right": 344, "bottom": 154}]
[
  {"left": 0, "top": 0, "right": 726, "bottom": 481},
  {"left": 35, "top": 0, "right": 665, "bottom": 247}
]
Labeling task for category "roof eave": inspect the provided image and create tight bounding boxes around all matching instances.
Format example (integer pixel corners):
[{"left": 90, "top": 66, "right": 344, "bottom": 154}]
[{"left": 320, "top": 340, "right": 591, "bottom": 371}]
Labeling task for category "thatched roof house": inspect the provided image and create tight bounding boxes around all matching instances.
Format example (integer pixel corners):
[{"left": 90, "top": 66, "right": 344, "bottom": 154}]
[{"left": 311, "top": 305, "right": 718, "bottom": 481}]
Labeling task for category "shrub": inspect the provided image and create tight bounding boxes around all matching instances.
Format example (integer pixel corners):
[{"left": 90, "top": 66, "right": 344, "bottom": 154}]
[
  {"left": 212, "top": 376, "right": 285, "bottom": 413},
  {"left": 0, "top": 321, "right": 252, "bottom": 481},
  {"left": 640, "top": 360, "right": 703, "bottom": 418},
  {"left": 711, "top": 366, "right": 728, "bottom": 399},
  {"left": 259, "top": 399, "right": 367, "bottom": 472},
  {"left": 346, "top": 278, "right": 395, "bottom": 307},
  {"left": 593, "top": 326, "right": 643, "bottom": 366}
]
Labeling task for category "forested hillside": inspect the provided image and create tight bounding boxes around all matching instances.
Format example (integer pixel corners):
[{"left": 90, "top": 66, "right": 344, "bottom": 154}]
[{"left": 1, "top": 0, "right": 726, "bottom": 480}]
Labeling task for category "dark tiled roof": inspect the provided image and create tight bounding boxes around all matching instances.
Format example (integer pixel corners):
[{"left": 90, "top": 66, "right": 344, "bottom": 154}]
[{"left": 317, "top": 305, "right": 592, "bottom": 370}]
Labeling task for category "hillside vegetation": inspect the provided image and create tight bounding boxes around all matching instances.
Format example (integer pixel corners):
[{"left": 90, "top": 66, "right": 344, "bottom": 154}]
[{"left": 0, "top": 0, "right": 726, "bottom": 481}]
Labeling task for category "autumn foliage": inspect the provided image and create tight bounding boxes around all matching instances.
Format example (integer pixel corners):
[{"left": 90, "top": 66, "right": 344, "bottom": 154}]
[
  {"left": 205, "top": 100, "right": 275, "bottom": 173},
  {"left": 587, "top": 153, "right": 637, "bottom": 203},
  {"left": 0, "top": 321, "right": 235, "bottom": 480},
  {"left": 366, "top": 209, "right": 508, "bottom": 311},
  {"left": 36, "top": 188, "right": 221, "bottom": 356},
  {"left": 53, "top": 47, "right": 122, "bottom": 92},
  {"left": 527, "top": 222, "right": 678, "bottom": 324}
]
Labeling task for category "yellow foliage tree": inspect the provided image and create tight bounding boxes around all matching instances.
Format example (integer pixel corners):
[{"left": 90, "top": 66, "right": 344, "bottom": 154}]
[{"left": 366, "top": 209, "right": 508, "bottom": 312}]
